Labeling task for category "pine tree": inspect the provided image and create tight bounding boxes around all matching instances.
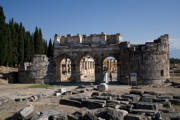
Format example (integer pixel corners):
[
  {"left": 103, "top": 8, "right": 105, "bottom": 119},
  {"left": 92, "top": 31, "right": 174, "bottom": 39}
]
[
  {"left": 24, "top": 32, "right": 32, "bottom": 62},
  {"left": 6, "top": 25, "right": 13, "bottom": 66},
  {"left": 38, "top": 28, "right": 44, "bottom": 54},
  {"left": 9, "top": 19, "right": 18, "bottom": 66},
  {"left": 18, "top": 22, "right": 24, "bottom": 64},
  {"left": 0, "top": 6, "right": 7, "bottom": 65},
  {"left": 47, "top": 39, "right": 53, "bottom": 58},
  {"left": 0, "top": 6, "right": 48, "bottom": 66}
]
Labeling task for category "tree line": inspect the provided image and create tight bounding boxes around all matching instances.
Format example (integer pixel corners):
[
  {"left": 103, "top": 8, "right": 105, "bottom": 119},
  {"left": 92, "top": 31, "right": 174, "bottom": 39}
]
[
  {"left": 0, "top": 6, "right": 53, "bottom": 67},
  {"left": 170, "top": 58, "right": 180, "bottom": 64}
]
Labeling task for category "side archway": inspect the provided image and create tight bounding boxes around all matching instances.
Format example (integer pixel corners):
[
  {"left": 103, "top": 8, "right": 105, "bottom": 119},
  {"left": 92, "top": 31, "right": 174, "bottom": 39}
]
[{"left": 55, "top": 55, "right": 72, "bottom": 82}]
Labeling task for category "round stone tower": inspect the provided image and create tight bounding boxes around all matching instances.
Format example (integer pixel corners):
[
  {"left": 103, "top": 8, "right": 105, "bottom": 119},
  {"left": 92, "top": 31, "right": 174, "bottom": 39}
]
[{"left": 138, "top": 34, "right": 170, "bottom": 84}]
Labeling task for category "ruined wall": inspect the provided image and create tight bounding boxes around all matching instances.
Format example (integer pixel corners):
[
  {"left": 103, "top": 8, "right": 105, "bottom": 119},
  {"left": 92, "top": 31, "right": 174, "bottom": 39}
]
[
  {"left": 54, "top": 32, "right": 122, "bottom": 46},
  {"left": 53, "top": 33, "right": 170, "bottom": 85},
  {"left": 119, "top": 34, "right": 170, "bottom": 85},
  {"left": 18, "top": 55, "right": 54, "bottom": 84},
  {"left": 18, "top": 33, "right": 170, "bottom": 85}
]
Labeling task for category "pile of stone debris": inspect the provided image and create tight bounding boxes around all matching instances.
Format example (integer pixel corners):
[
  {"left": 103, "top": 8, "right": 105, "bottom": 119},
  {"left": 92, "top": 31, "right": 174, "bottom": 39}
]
[
  {"left": 14, "top": 95, "right": 40, "bottom": 102},
  {"left": 7, "top": 84, "right": 180, "bottom": 120}
]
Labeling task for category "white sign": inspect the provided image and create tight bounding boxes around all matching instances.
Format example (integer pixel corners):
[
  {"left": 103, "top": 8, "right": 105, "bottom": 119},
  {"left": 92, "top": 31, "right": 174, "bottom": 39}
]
[{"left": 130, "top": 73, "right": 137, "bottom": 82}]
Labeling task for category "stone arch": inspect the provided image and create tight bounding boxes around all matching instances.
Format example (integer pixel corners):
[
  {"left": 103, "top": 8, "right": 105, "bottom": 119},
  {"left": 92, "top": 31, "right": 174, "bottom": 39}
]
[
  {"left": 102, "top": 56, "right": 118, "bottom": 82},
  {"left": 55, "top": 54, "right": 73, "bottom": 82},
  {"left": 79, "top": 55, "right": 96, "bottom": 82}
]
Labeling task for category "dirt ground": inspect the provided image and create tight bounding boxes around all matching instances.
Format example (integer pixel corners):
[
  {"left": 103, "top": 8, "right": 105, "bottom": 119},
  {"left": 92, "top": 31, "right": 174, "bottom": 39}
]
[{"left": 0, "top": 79, "right": 180, "bottom": 120}]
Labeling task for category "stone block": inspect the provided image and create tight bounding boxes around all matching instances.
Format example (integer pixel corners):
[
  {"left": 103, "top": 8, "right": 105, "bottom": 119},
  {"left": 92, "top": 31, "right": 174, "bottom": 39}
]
[
  {"left": 83, "top": 112, "right": 98, "bottom": 120},
  {"left": 121, "top": 94, "right": 141, "bottom": 102},
  {"left": 59, "top": 99, "right": 82, "bottom": 107},
  {"left": 101, "top": 92, "right": 121, "bottom": 98},
  {"left": 49, "top": 114, "right": 68, "bottom": 120},
  {"left": 141, "top": 94, "right": 156, "bottom": 102},
  {"left": 170, "top": 99, "right": 180, "bottom": 105},
  {"left": 95, "top": 107, "right": 128, "bottom": 120},
  {"left": 129, "top": 90, "right": 143, "bottom": 96},
  {"left": 97, "top": 83, "right": 108, "bottom": 92},
  {"left": 62, "top": 91, "right": 72, "bottom": 96},
  {"left": 161, "top": 112, "right": 180, "bottom": 120},
  {"left": 124, "top": 113, "right": 146, "bottom": 120},
  {"left": 69, "top": 95, "right": 87, "bottom": 102},
  {"left": 58, "top": 88, "right": 67, "bottom": 93},
  {"left": 119, "top": 104, "right": 132, "bottom": 111},
  {"left": 19, "top": 105, "right": 34, "bottom": 119},
  {"left": 93, "top": 96, "right": 112, "bottom": 101},
  {"left": 132, "top": 102, "right": 158, "bottom": 110},
  {"left": 67, "top": 115, "right": 79, "bottom": 120},
  {"left": 82, "top": 99, "right": 106, "bottom": 109},
  {"left": 55, "top": 93, "right": 61, "bottom": 96},
  {"left": 72, "top": 108, "right": 88, "bottom": 119},
  {"left": 130, "top": 109, "right": 156, "bottom": 116},
  {"left": 91, "top": 92, "right": 100, "bottom": 97},
  {"left": 144, "top": 91, "right": 158, "bottom": 95},
  {"left": 157, "top": 94, "right": 173, "bottom": 100},
  {"left": 173, "top": 95, "right": 180, "bottom": 100}
]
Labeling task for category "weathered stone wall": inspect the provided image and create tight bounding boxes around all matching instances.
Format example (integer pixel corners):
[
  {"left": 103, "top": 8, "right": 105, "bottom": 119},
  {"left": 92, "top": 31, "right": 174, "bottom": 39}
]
[
  {"left": 55, "top": 32, "right": 122, "bottom": 46},
  {"left": 18, "top": 33, "right": 170, "bottom": 85},
  {"left": 119, "top": 34, "right": 170, "bottom": 84},
  {"left": 53, "top": 33, "right": 170, "bottom": 85},
  {"left": 18, "top": 55, "right": 54, "bottom": 84}
]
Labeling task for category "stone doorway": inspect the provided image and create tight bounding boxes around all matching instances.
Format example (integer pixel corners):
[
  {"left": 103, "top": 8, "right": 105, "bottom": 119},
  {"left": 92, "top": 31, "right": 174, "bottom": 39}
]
[
  {"left": 103, "top": 56, "right": 117, "bottom": 82},
  {"left": 80, "top": 55, "right": 95, "bottom": 82},
  {"left": 59, "top": 57, "right": 72, "bottom": 82}
]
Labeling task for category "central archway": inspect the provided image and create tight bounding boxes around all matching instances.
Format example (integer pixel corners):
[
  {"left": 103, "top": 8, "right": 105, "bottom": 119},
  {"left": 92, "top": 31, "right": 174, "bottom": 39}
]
[
  {"left": 79, "top": 55, "right": 95, "bottom": 82},
  {"left": 103, "top": 56, "right": 117, "bottom": 83}
]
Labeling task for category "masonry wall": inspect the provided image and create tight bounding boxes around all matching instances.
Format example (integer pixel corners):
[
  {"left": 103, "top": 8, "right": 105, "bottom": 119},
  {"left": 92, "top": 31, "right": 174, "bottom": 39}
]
[
  {"left": 119, "top": 34, "right": 170, "bottom": 85},
  {"left": 53, "top": 33, "right": 170, "bottom": 85},
  {"left": 18, "top": 55, "right": 54, "bottom": 84}
]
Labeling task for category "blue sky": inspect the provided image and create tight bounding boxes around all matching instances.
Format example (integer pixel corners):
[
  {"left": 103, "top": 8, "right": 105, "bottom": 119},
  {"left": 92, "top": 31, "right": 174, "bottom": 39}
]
[{"left": 0, "top": 0, "right": 180, "bottom": 57}]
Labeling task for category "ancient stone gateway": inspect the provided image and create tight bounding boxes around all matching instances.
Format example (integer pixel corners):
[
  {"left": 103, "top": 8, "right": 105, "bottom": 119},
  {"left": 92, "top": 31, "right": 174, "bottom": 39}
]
[{"left": 53, "top": 33, "right": 170, "bottom": 85}]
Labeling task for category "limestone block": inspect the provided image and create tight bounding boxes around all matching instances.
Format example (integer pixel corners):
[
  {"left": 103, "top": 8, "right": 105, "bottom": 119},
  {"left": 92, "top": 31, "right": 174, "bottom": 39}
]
[
  {"left": 129, "top": 90, "right": 144, "bottom": 96},
  {"left": 55, "top": 93, "right": 61, "bottom": 96},
  {"left": 124, "top": 113, "right": 146, "bottom": 120},
  {"left": 141, "top": 94, "right": 156, "bottom": 102},
  {"left": 19, "top": 105, "right": 34, "bottom": 119},
  {"left": 58, "top": 88, "right": 67, "bottom": 94},
  {"left": 121, "top": 94, "right": 141, "bottom": 102},
  {"left": 82, "top": 99, "right": 106, "bottom": 109},
  {"left": 59, "top": 99, "right": 82, "bottom": 107},
  {"left": 97, "top": 83, "right": 108, "bottom": 92},
  {"left": 132, "top": 102, "right": 158, "bottom": 110}
]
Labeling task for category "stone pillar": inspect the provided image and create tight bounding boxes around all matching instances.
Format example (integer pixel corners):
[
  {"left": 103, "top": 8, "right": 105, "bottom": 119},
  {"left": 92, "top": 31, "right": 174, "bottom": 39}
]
[
  {"left": 117, "top": 59, "right": 121, "bottom": 82},
  {"left": 95, "top": 59, "right": 103, "bottom": 83},
  {"left": 71, "top": 60, "right": 81, "bottom": 82}
]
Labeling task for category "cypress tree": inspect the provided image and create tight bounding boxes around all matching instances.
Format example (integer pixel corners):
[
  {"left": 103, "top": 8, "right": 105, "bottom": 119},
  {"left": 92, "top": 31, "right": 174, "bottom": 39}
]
[
  {"left": 24, "top": 32, "right": 32, "bottom": 62},
  {"left": 9, "top": 19, "right": 18, "bottom": 66},
  {"left": 47, "top": 39, "right": 53, "bottom": 58},
  {"left": 38, "top": 28, "right": 44, "bottom": 54},
  {"left": 6, "top": 25, "right": 13, "bottom": 66},
  {"left": 0, "top": 6, "right": 8, "bottom": 65},
  {"left": 18, "top": 22, "right": 24, "bottom": 64},
  {"left": 0, "top": 6, "right": 48, "bottom": 66}
]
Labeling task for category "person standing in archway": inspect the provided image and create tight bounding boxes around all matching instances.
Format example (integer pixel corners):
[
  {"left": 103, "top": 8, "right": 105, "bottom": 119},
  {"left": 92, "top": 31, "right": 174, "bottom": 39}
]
[{"left": 103, "top": 70, "right": 109, "bottom": 84}]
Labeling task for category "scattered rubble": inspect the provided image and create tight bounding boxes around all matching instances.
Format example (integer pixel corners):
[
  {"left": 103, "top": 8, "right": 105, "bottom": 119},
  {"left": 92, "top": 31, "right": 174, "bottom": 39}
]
[
  {"left": 14, "top": 95, "right": 40, "bottom": 102},
  {"left": 7, "top": 86, "right": 180, "bottom": 120},
  {"left": 97, "top": 83, "right": 108, "bottom": 92}
]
